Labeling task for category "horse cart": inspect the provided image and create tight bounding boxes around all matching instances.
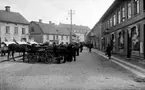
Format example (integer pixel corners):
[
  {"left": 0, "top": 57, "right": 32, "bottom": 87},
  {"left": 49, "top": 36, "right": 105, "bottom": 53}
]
[{"left": 26, "top": 45, "right": 66, "bottom": 64}]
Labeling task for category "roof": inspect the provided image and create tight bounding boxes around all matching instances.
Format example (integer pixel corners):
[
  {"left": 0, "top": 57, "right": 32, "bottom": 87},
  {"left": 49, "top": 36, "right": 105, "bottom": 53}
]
[
  {"left": 59, "top": 23, "right": 91, "bottom": 31},
  {"left": 99, "top": 0, "right": 124, "bottom": 22},
  {"left": 32, "top": 21, "right": 70, "bottom": 35},
  {"left": 0, "top": 10, "right": 29, "bottom": 25}
]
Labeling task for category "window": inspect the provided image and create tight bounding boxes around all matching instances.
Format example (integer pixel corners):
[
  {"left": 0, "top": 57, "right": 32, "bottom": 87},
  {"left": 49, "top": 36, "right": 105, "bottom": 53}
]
[
  {"left": 113, "top": 14, "right": 116, "bottom": 26},
  {"left": 5, "top": 26, "right": 10, "bottom": 34},
  {"left": 22, "top": 28, "right": 25, "bottom": 34},
  {"left": 47, "top": 35, "right": 49, "bottom": 40},
  {"left": 108, "top": 20, "right": 110, "bottom": 28},
  {"left": 66, "top": 36, "right": 68, "bottom": 40},
  {"left": 56, "top": 35, "right": 58, "bottom": 40},
  {"left": 118, "top": 11, "right": 121, "bottom": 24},
  {"left": 110, "top": 18, "right": 112, "bottom": 27},
  {"left": 134, "top": 0, "right": 140, "bottom": 14},
  {"left": 31, "top": 27, "right": 34, "bottom": 32},
  {"left": 53, "top": 35, "right": 55, "bottom": 40},
  {"left": 122, "top": 7, "right": 125, "bottom": 22},
  {"left": 61, "top": 35, "right": 63, "bottom": 40},
  {"left": 127, "top": 2, "right": 132, "bottom": 19},
  {"left": 14, "top": 27, "right": 18, "bottom": 34}
]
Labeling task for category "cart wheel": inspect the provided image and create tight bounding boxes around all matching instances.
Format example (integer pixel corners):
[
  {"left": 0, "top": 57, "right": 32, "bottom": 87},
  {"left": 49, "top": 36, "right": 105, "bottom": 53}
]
[
  {"left": 27, "top": 53, "right": 34, "bottom": 63},
  {"left": 44, "top": 53, "right": 53, "bottom": 64},
  {"left": 30, "top": 53, "right": 38, "bottom": 63}
]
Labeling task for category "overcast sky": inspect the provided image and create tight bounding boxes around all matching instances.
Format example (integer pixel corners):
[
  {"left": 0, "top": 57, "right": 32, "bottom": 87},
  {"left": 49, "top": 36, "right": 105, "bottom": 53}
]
[{"left": 0, "top": 0, "right": 115, "bottom": 29}]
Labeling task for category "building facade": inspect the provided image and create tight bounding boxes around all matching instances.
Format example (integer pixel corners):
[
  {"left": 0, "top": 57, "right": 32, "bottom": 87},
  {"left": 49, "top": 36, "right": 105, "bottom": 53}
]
[
  {"left": 29, "top": 20, "right": 70, "bottom": 44},
  {"left": 99, "top": 0, "right": 145, "bottom": 58},
  {"left": 86, "top": 22, "right": 102, "bottom": 49},
  {"left": 59, "top": 23, "right": 91, "bottom": 43},
  {"left": 0, "top": 6, "right": 29, "bottom": 44}
]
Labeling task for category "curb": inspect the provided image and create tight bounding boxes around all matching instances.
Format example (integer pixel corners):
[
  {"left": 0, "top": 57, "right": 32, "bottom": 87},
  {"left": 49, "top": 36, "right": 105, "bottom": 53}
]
[{"left": 92, "top": 49, "right": 145, "bottom": 78}]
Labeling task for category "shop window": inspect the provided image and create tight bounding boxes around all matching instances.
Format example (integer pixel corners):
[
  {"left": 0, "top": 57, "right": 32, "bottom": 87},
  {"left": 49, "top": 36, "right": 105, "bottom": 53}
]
[
  {"left": 118, "top": 30, "right": 124, "bottom": 52},
  {"left": 131, "top": 26, "right": 140, "bottom": 56}
]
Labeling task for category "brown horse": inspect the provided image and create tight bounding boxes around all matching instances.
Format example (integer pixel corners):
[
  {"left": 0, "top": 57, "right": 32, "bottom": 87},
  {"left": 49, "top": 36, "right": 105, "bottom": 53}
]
[{"left": 1, "top": 43, "right": 30, "bottom": 62}]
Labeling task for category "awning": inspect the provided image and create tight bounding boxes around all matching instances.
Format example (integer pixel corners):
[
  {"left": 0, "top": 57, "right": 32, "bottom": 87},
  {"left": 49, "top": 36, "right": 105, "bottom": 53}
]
[
  {"left": 27, "top": 41, "right": 38, "bottom": 45},
  {"left": 16, "top": 41, "right": 28, "bottom": 44},
  {"left": 2, "top": 41, "right": 16, "bottom": 46}
]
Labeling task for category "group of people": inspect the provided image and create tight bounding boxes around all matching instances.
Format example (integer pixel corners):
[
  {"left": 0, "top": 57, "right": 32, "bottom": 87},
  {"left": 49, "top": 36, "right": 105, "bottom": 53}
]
[{"left": 46, "top": 42, "right": 84, "bottom": 63}]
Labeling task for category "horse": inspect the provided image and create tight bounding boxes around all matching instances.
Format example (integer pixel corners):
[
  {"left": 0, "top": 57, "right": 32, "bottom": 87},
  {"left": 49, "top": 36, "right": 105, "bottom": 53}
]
[
  {"left": 1, "top": 42, "right": 31, "bottom": 62},
  {"left": 8, "top": 43, "right": 31, "bottom": 62}
]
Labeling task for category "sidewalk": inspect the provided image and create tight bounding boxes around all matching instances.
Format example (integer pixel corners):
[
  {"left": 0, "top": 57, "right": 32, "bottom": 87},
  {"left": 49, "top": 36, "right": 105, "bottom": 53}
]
[
  {"left": 92, "top": 49, "right": 145, "bottom": 81},
  {"left": 93, "top": 49, "right": 145, "bottom": 69}
]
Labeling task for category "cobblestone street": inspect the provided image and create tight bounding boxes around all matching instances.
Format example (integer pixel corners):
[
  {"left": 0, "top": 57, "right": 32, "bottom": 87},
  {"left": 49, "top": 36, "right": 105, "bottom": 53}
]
[{"left": 0, "top": 49, "right": 145, "bottom": 90}]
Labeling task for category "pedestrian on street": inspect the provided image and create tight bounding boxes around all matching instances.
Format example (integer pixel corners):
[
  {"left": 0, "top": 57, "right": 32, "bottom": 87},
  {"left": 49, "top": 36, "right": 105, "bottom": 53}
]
[
  {"left": 106, "top": 44, "right": 112, "bottom": 59},
  {"left": 72, "top": 45, "right": 76, "bottom": 61},
  {"left": 88, "top": 43, "right": 93, "bottom": 53},
  {"left": 76, "top": 43, "right": 79, "bottom": 56},
  {"left": 80, "top": 43, "right": 83, "bottom": 52}
]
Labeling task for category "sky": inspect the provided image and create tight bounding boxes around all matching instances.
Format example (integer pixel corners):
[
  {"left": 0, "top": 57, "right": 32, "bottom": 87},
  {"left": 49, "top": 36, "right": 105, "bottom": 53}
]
[{"left": 0, "top": 0, "right": 115, "bottom": 29}]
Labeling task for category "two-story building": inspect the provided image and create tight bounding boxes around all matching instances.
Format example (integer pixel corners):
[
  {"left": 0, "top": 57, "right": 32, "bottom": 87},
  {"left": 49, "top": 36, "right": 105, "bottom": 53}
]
[
  {"left": 58, "top": 23, "right": 90, "bottom": 43},
  {"left": 86, "top": 22, "right": 102, "bottom": 49},
  {"left": 99, "top": 0, "right": 145, "bottom": 59},
  {"left": 29, "top": 20, "right": 70, "bottom": 44},
  {"left": 0, "top": 6, "right": 29, "bottom": 44}
]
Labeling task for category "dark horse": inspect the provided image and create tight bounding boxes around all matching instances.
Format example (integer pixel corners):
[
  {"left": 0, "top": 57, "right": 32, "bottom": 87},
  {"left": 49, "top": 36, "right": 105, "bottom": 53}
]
[{"left": 2, "top": 43, "right": 30, "bottom": 62}]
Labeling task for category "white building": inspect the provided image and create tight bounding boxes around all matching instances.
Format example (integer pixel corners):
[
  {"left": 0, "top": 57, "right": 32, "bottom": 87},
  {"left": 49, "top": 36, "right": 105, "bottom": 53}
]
[
  {"left": 58, "top": 23, "right": 91, "bottom": 43},
  {"left": 29, "top": 20, "right": 70, "bottom": 44},
  {"left": 0, "top": 6, "right": 29, "bottom": 43}
]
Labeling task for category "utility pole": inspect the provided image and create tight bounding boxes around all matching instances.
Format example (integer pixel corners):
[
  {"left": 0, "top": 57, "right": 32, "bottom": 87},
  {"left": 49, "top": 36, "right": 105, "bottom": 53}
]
[{"left": 68, "top": 9, "right": 75, "bottom": 43}]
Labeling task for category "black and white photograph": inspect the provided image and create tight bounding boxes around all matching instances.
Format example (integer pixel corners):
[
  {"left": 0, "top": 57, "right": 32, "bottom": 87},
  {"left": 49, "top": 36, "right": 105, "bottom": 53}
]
[{"left": 0, "top": 0, "right": 145, "bottom": 90}]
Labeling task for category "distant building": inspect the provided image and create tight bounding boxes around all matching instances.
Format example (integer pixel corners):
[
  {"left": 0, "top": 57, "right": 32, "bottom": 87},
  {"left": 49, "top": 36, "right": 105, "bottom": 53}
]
[
  {"left": 86, "top": 22, "right": 102, "bottom": 49},
  {"left": 58, "top": 23, "right": 91, "bottom": 43},
  {"left": 29, "top": 20, "right": 70, "bottom": 44},
  {"left": 0, "top": 6, "right": 29, "bottom": 43}
]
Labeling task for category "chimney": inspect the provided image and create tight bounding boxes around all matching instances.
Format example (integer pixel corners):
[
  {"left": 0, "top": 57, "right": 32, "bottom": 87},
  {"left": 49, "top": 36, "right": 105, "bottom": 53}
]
[
  {"left": 39, "top": 19, "right": 42, "bottom": 23},
  {"left": 49, "top": 21, "right": 52, "bottom": 24},
  {"left": 5, "top": 6, "right": 10, "bottom": 12}
]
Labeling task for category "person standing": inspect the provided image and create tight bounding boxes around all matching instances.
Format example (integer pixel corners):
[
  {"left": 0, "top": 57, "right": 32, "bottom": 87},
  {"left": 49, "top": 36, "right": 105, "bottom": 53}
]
[
  {"left": 88, "top": 43, "right": 93, "bottom": 53},
  {"left": 72, "top": 44, "right": 76, "bottom": 61},
  {"left": 106, "top": 44, "right": 112, "bottom": 59},
  {"left": 76, "top": 43, "right": 79, "bottom": 56},
  {"left": 80, "top": 42, "right": 83, "bottom": 52}
]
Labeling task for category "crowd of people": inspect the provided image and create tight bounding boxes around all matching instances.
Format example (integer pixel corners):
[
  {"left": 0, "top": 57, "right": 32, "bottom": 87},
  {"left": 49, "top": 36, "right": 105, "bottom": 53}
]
[{"left": 37, "top": 42, "right": 85, "bottom": 63}]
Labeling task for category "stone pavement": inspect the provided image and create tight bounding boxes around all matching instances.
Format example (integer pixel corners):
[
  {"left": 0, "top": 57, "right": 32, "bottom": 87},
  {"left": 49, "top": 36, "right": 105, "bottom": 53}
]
[{"left": 0, "top": 53, "right": 22, "bottom": 63}]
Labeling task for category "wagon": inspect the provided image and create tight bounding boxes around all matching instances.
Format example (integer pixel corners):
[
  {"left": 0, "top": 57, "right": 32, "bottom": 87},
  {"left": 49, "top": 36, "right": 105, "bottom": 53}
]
[{"left": 26, "top": 45, "right": 65, "bottom": 64}]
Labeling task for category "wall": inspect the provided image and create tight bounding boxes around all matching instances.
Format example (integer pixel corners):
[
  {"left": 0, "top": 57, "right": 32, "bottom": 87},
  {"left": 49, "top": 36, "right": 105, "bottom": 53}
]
[{"left": 0, "top": 22, "right": 29, "bottom": 42}]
